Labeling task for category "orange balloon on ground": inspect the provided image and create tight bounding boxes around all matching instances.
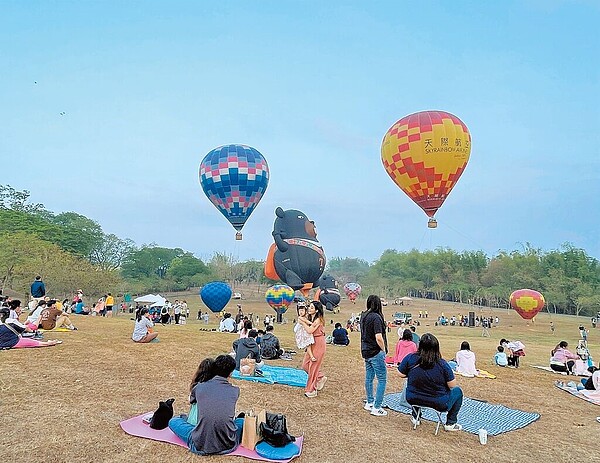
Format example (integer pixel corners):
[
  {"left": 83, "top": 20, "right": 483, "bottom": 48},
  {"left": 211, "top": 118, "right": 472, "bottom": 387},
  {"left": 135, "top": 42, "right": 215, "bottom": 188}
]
[
  {"left": 510, "top": 289, "right": 545, "bottom": 320},
  {"left": 381, "top": 110, "right": 471, "bottom": 222}
]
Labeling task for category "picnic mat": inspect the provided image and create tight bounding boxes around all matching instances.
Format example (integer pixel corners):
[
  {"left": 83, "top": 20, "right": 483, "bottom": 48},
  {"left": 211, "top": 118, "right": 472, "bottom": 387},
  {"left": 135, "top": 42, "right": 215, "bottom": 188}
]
[
  {"left": 455, "top": 369, "right": 496, "bottom": 379},
  {"left": 231, "top": 365, "right": 308, "bottom": 388},
  {"left": 120, "top": 413, "right": 303, "bottom": 462},
  {"left": 38, "top": 328, "right": 72, "bottom": 332},
  {"left": 532, "top": 365, "right": 591, "bottom": 377},
  {"left": 382, "top": 393, "right": 540, "bottom": 436},
  {"left": 554, "top": 382, "right": 600, "bottom": 406}
]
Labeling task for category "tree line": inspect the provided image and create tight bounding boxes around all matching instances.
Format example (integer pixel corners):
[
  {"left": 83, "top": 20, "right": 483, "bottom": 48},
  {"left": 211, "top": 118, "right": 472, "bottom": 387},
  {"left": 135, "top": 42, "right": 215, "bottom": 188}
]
[{"left": 1, "top": 184, "right": 598, "bottom": 316}]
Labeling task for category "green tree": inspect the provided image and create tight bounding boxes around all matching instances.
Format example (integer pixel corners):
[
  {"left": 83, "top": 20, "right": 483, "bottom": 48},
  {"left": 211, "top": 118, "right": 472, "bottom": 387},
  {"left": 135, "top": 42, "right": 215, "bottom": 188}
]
[{"left": 121, "top": 246, "right": 184, "bottom": 279}]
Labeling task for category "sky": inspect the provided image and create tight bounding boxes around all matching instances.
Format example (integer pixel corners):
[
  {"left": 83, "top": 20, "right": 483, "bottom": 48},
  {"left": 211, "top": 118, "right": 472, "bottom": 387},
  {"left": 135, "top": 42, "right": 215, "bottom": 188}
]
[{"left": 1, "top": 1, "right": 599, "bottom": 263}]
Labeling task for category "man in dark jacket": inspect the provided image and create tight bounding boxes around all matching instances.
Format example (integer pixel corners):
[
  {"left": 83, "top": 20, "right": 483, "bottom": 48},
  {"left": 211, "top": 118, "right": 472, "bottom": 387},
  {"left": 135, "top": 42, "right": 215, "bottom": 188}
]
[
  {"left": 30, "top": 276, "right": 46, "bottom": 300},
  {"left": 232, "top": 329, "right": 264, "bottom": 370},
  {"left": 260, "top": 325, "right": 284, "bottom": 359}
]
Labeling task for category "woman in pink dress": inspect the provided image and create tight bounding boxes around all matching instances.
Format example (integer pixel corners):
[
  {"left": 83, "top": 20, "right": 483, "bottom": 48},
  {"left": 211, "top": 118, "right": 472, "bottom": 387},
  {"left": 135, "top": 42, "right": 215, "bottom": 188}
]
[{"left": 300, "top": 301, "right": 327, "bottom": 398}]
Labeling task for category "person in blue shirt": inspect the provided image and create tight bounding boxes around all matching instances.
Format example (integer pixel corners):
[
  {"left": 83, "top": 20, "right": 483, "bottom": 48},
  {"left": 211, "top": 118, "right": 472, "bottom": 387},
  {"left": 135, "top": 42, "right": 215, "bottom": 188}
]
[
  {"left": 494, "top": 345, "right": 508, "bottom": 366},
  {"left": 30, "top": 276, "right": 46, "bottom": 300},
  {"left": 398, "top": 333, "right": 463, "bottom": 431},
  {"left": 332, "top": 323, "right": 350, "bottom": 346}
]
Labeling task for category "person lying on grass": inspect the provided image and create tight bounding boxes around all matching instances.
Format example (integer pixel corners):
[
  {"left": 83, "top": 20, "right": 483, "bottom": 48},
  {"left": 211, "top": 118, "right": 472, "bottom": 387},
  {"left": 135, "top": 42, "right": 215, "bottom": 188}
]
[{"left": 0, "top": 309, "right": 62, "bottom": 349}]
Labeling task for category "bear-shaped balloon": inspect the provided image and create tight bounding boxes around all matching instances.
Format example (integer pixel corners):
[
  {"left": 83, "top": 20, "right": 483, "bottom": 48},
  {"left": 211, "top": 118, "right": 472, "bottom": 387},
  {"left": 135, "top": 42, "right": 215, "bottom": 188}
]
[
  {"left": 264, "top": 207, "right": 326, "bottom": 291},
  {"left": 316, "top": 274, "right": 341, "bottom": 312}
]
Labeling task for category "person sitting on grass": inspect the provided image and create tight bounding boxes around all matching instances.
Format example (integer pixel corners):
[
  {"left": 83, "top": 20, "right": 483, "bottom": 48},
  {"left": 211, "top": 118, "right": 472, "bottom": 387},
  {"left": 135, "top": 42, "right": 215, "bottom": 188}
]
[
  {"left": 169, "top": 355, "right": 243, "bottom": 455},
  {"left": 219, "top": 313, "right": 236, "bottom": 333},
  {"left": 332, "top": 322, "right": 350, "bottom": 346},
  {"left": 131, "top": 308, "right": 158, "bottom": 343},
  {"left": 186, "top": 358, "right": 217, "bottom": 425},
  {"left": 232, "top": 329, "right": 263, "bottom": 371},
  {"left": 550, "top": 341, "right": 580, "bottom": 375},
  {"left": 393, "top": 329, "right": 417, "bottom": 365},
  {"left": 0, "top": 308, "right": 62, "bottom": 349},
  {"left": 39, "top": 300, "right": 77, "bottom": 331},
  {"left": 494, "top": 345, "right": 508, "bottom": 367},
  {"left": 261, "top": 325, "right": 284, "bottom": 359},
  {"left": 455, "top": 341, "right": 478, "bottom": 377},
  {"left": 398, "top": 333, "right": 463, "bottom": 432}
]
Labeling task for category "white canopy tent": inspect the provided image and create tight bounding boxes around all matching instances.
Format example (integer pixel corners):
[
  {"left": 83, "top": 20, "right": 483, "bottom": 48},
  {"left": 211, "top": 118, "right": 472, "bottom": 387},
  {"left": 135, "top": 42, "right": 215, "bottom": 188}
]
[{"left": 133, "top": 294, "right": 166, "bottom": 307}]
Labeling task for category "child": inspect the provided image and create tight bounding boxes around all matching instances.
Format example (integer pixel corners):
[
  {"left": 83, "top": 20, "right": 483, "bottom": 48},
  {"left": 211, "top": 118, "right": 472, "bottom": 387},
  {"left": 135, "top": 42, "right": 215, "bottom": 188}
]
[
  {"left": 294, "top": 304, "right": 315, "bottom": 361},
  {"left": 494, "top": 345, "right": 508, "bottom": 367}
]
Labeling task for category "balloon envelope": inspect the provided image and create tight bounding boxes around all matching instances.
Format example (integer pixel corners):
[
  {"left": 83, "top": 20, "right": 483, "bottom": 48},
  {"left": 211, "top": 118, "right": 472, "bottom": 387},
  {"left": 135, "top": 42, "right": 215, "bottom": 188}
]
[
  {"left": 343, "top": 282, "right": 362, "bottom": 301},
  {"left": 381, "top": 110, "right": 471, "bottom": 220},
  {"left": 200, "top": 282, "right": 233, "bottom": 313},
  {"left": 265, "top": 284, "right": 295, "bottom": 314},
  {"left": 510, "top": 289, "right": 545, "bottom": 320},
  {"left": 199, "top": 144, "right": 269, "bottom": 233}
]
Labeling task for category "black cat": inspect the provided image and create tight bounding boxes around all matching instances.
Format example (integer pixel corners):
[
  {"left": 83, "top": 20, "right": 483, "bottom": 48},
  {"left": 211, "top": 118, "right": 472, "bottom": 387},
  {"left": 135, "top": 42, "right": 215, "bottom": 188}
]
[{"left": 149, "top": 398, "right": 175, "bottom": 430}]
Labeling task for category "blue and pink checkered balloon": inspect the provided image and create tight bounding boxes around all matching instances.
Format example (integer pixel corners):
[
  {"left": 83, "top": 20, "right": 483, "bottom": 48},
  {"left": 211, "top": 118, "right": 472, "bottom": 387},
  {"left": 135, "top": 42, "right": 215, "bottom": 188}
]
[{"left": 199, "top": 144, "right": 269, "bottom": 239}]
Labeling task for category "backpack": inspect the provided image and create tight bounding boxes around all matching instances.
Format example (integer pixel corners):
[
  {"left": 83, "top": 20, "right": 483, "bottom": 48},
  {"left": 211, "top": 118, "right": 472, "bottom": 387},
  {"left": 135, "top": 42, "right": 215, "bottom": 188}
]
[
  {"left": 149, "top": 398, "right": 175, "bottom": 430},
  {"left": 259, "top": 412, "right": 295, "bottom": 447}
]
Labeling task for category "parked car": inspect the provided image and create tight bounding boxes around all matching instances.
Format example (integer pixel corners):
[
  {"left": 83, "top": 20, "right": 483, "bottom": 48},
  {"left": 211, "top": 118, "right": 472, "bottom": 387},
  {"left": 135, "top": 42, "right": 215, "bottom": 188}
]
[
  {"left": 232, "top": 292, "right": 242, "bottom": 300},
  {"left": 393, "top": 312, "right": 412, "bottom": 325}
]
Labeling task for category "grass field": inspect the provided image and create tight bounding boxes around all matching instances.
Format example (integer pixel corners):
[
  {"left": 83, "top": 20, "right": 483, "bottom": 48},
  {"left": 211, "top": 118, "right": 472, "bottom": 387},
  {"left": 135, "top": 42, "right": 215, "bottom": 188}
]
[{"left": 1, "top": 293, "right": 598, "bottom": 463}]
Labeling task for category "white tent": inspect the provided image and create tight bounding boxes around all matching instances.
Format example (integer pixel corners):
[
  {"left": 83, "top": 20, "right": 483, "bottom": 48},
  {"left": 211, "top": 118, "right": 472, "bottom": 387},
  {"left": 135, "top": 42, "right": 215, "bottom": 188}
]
[
  {"left": 134, "top": 294, "right": 160, "bottom": 304},
  {"left": 150, "top": 295, "right": 167, "bottom": 307}
]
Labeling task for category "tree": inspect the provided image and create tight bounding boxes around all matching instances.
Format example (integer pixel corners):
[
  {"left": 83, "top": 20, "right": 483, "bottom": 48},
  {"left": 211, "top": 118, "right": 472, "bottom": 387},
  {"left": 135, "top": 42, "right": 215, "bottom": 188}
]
[
  {"left": 121, "top": 246, "right": 185, "bottom": 279},
  {"left": 89, "top": 234, "right": 135, "bottom": 271},
  {"left": 0, "top": 184, "right": 46, "bottom": 214}
]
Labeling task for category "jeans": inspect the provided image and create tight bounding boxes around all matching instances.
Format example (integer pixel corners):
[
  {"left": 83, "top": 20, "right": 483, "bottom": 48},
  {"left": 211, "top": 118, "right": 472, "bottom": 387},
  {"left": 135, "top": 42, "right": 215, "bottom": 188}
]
[
  {"left": 365, "top": 351, "right": 387, "bottom": 408},
  {"left": 410, "top": 386, "right": 463, "bottom": 425},
  {"left": 445, "top": 387, "right": 463, "bottom": 425},
  {"left": 169, "top": 416, "right": 243, "bottom": 455}
]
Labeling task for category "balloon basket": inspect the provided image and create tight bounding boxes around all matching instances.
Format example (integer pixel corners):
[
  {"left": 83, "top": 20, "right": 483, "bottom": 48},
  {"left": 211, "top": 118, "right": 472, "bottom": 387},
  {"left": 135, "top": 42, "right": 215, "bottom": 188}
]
[
  {"left": 235, "top": 232, "right": 242, "bottom": 240},
  {"left": 427, "top": 218, "right": 438, "bottom": 229}
]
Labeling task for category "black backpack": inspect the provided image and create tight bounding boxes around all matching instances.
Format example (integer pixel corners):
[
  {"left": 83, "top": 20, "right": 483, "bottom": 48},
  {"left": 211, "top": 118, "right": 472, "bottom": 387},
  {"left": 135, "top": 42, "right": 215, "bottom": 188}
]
[{"left": 260, "top": 412, "right": 295, "bottom": 447}]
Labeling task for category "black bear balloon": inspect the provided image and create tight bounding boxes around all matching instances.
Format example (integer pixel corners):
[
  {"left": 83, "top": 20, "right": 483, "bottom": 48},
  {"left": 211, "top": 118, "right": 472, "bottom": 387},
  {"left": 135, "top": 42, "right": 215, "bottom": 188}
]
[
  {"left": 265, "top": 207, "right": 326, "bottom": 293},
  {"left": 316, "top": 274, "right": 341, "bottom": 312}
]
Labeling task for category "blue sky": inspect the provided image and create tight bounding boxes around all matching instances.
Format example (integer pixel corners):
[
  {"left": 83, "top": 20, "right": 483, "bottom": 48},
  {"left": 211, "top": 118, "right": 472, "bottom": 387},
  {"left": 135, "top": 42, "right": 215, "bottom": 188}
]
[{"left": 1, "top": 1, "right": 599, "bottom": 263}]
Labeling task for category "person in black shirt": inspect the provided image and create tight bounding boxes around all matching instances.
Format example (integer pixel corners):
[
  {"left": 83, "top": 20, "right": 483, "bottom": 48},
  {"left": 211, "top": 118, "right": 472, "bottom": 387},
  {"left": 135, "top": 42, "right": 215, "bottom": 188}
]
[
  {"left": 332, "top": 323, "right": 350, "bottom": 346},
  {"left": 360, "top": 295, "right": 388, "bottom": 417}
]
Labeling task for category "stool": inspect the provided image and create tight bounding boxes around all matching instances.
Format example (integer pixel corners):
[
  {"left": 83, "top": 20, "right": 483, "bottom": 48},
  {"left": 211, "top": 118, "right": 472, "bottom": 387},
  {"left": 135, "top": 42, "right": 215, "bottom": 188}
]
[{"left": 410, "top": 405, "right": 446, "bottom": 435}]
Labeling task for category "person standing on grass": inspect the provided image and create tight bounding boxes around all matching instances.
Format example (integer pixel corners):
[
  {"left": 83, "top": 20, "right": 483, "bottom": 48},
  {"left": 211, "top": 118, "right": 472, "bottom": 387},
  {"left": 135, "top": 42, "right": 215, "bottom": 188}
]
[
  {"left": 299, "top": 301, "right": 327, "bottom": 398},
  {"left": 105, "top": 293, "right": 115, "bottom": 317},
  {"left": 30, "top": 276, "right": 46, "bottom": 302},
  {"left": 360, "top": 295, "right": 388, "bottom": 416}
]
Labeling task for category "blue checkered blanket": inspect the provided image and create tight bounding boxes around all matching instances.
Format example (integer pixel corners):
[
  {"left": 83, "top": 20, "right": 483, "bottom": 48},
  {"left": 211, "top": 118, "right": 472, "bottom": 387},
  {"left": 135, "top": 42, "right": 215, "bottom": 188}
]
[
  {"left": 231, "top": 364, "right": 308, "bottom": 388},
  {"left": 382, "top": 392, "right": 540, "bottom": 436}
]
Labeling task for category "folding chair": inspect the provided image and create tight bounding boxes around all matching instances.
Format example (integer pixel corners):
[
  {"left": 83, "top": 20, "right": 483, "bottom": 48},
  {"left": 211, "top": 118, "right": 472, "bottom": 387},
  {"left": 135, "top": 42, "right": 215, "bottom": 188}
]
[{"left": 410, "top": 404, "right": 447, "bottom": 435}]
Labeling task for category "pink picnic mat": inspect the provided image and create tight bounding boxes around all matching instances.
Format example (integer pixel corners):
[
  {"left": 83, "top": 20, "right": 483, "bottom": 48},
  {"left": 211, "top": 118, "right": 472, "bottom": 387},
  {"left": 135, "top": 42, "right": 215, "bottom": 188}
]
[{"left": 120, "top": 413, "right": 303, "bottom": 462}]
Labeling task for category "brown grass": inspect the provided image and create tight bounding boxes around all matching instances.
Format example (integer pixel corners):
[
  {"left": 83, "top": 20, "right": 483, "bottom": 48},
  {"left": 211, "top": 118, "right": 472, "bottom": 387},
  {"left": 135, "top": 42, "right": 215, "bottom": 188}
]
[{"left": 1, "top": 296, "right": 598, "bottom": 463}]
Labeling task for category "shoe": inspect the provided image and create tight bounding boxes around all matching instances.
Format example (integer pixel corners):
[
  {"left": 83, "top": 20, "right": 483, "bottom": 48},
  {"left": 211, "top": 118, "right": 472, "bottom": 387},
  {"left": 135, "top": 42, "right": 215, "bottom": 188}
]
[
  {"left": 304, "top": 390, "right": 318, "bottom": 398},
  {"left": 444, "top": 423, "right": 463, "bottom": 432},
  {"left": 370, "top": 407, "right": 388, "bottom": 417},
  {"left": 411, "top": 416, "right": 421, "bottom": 426},
  {"left": 363, "top": 402, "right": 374, "bottom": 411},
  {"left": 316, "top": 376, "right": 328, "bottom": 391},
  {"left": 71, "top": 327, "right": 78, "bottom": 331}
]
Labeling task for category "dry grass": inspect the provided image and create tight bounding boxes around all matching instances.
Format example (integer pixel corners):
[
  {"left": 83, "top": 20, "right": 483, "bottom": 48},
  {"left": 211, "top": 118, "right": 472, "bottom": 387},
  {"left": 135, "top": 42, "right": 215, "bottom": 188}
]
[{"left": 1, "top": 296, "right": 598, "bottom": 463}]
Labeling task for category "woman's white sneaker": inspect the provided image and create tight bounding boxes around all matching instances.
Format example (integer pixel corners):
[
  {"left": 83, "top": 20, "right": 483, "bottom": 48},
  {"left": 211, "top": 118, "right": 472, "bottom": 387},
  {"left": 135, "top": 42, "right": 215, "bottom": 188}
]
[
  {"left": 363, "top": 402, "right": 374, "bottom": 411},
  {"left": 444, "top": 423, "right": 463, "bottom": 431},
  {"left": 370, "top": 407, "right": 388, "bottom": 417}
]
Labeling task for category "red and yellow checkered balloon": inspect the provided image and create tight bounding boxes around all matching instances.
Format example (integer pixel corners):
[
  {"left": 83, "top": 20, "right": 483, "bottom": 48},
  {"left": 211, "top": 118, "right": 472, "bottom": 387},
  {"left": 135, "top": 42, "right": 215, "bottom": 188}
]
[
  {"left": 510, "top": 289, "right": 545, "bottom": 320},
  {"left": 381, "top": 110, "right": 471, "bottom": 221}
]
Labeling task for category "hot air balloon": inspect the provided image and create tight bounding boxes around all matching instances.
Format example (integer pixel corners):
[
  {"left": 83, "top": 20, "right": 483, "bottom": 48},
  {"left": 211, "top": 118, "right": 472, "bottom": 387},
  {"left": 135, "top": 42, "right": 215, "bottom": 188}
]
[
  {"left": 315, "top": 275, "right": 340, "bottom": 312},
  {"left": 265, "top": 284, "right": 295, "bottom": 314},
  {"left": 264, "top": 207, "right": 326, "bottom": 294},
  {"left": 510, "top": 289, "right": 545, "bottom": 320},
  {"left": 199, "top": 144, "right": 269, "bottom": 240},
  {"left": 381, "top": 110, "right": 471, "bottom": 228},
  {"left": 200, "top": 282, "right": 232, "bottom": 313},
  {"left": 343, "top": 282, "right": 362, "bottom": 302}
]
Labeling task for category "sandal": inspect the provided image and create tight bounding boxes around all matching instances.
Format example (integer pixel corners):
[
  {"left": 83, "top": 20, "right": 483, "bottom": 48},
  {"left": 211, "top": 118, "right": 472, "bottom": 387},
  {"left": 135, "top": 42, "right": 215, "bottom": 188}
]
[{"left": 310, "top": 356, "right": 317, "bottom": 362}]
